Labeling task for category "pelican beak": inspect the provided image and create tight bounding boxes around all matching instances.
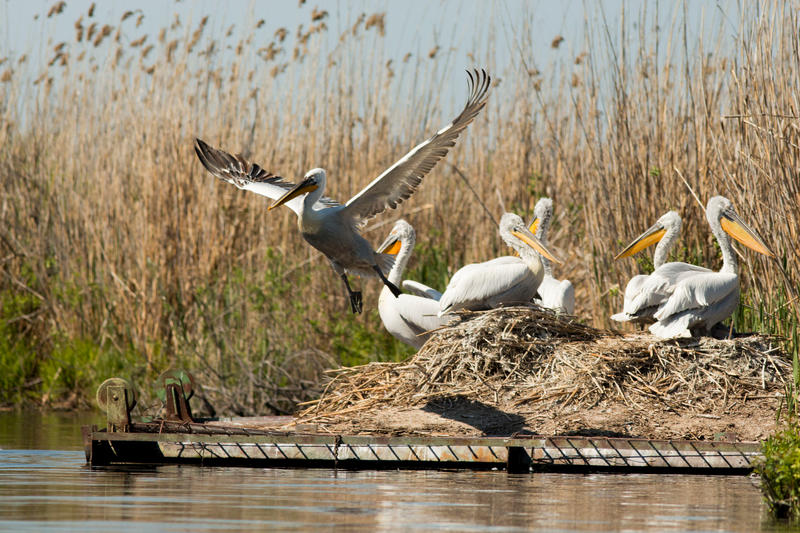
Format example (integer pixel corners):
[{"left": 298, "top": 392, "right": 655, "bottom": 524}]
[
  {"left": 528, "top": 217, "right": 540, "bottom": 235},
  {"left": 268, "top": 177, "right": 318, "bottom": 210},
  {"left": 720, "top": 210, "right": 774, "bottom": 257},
  {"left": 614, "top": 221, "right": 667, "bottom": 260},
  {"left": 377, "top": 234, "right": 402, "bottom": 255},
  {"left": 512, "top": 227, "right": 563, "bottom": 264}
]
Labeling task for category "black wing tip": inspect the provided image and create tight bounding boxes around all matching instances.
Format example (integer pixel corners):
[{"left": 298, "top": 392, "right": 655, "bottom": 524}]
[
  {"left": 193, "top": 137, "right": 215, "bottom": 172},
  {"left": 465, "top": 68, "right": 491, "bottom": 99}
]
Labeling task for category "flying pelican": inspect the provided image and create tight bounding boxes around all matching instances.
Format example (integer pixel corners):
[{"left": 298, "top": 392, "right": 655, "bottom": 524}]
[
  {"left": 529, "top": 198, "right": 574, "bottom": 314},
  {"left": 649, "top": 196, "right": 773, "bottom": 338},
  {"left": 610, "top": 210, "right": 710, "bottom": 324},
  {"left": 376, "top": 220, "right": 448, "bottom": 349},
  {"left": 438, "top": 213, "right": 562, "bottom": 315},
  {"left": 194, "top": 69, "right": 491, "bottom": 314}
]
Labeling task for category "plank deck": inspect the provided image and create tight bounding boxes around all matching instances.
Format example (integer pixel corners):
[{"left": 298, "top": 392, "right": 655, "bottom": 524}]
[{"left": 83, "top": 419, "right": 761, "bottom": 474}]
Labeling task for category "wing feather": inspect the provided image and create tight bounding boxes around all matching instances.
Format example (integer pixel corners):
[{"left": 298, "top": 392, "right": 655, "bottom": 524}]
[
  {"left": 439, "top": 257, "right": 532, "bottom": 313},
  {"left": 401, "top": 280, "right": 442, "bottom": 300},
  {"left": 194, "top": 138, "right": 339, "bottom": 215},
  {"left": 343, "top": 69, "right": 491, "bottom": 223},
  {"left": 653, "top": 272, "right": 738, "bottom": 321}
]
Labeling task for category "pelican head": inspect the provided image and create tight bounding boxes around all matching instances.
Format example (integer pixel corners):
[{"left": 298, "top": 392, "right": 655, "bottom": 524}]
[
  {"left": 529, "top": 197, "right": 553, "bottom": 238},
  {"left": 615, "top": 210, "right": 682, "bottom": 261},
  {"left": 499, "top": 213, "right": 562, "bottom": 264},
  {"left": 269, "top": 168, "right": 326, "bottom": 210},
  {"left": 377, "top": 219, "right": 416, "bottom": 256},
  {"left": 707, "top": 196, "right": 773, "bottom": 257}
]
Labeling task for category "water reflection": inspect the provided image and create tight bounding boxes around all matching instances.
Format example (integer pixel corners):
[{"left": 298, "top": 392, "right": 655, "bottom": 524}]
[
  {"left": 0, "top": 450, "right": 790, "bottom": 532},
  {"left": 0, "top": 412, "right": 791, "bottom": 531},
  {"left": 0, "top": 411, "right": 102, "bottom": 451}
]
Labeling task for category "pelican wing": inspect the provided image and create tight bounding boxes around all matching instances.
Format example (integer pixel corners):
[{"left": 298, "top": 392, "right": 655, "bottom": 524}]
[
  {"left": 653, "top": 272, "right": 738, "bottom": 322},
  {"left": 536, "top": 276, "right": 575, "bottom": 314},
  {"left": 649, "top": 284, "right": 740, "bottom": 339},
  {"left": 439, "top": 257, "right": 533, "bottom": 314},
  {"left": 194, "top": 139, "right": 339, "bottom": 215},
  {"left": 342, "top": 69, "right": 491, "bottom": 223},
  {"left": 401, "top": 280, "right": 442, "bottom": 301},
  {"left": 624, "top": 262, "right": 711, "bottom": 316},
  {"left": 397, "top": 294, "right": 448, "bottom": 335}
]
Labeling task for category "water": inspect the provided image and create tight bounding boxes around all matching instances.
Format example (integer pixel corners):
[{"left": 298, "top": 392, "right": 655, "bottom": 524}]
[{"left": 0, "top": 412, "right": 792, "bottom": 532}]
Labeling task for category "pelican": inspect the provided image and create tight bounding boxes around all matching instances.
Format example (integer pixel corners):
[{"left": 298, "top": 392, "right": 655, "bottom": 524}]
[
  {"left": 610, "top": 210, "right": 710, "bottom": 323},
  {"left": 194, "top": 69, "right": 491, "bottom": 314},
  {"left": 438, "top": 213, "right": 562, "bottom": 315},
  {"left": 376, "top": 220, "right": 448, "bottom": 349},
  {"left": 649, "top": 196, "right": 773, "bottom": 338},
  {"left": 529, "top": 198, "right": 574, "bottom": 314}
]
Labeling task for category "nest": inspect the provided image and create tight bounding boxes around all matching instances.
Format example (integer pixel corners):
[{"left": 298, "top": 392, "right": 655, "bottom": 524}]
[{"left": 298, "top": 306, "right": 791, "bottom": 430}]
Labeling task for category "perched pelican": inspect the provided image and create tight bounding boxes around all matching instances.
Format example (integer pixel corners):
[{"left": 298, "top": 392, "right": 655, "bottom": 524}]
[
  {"left": 376, "top": 220, "right": 448, "bottom": 349},
  {"left": 649, "top": 196, "right": 773, "bottom": 338},
  {"left": 529, "top": 198, "right": 574, "bottom": 314},
  {"left": 195, "top": 69, "right": 491, "bottom": 314},
  {"left": 610, "top": 210, "right": 710, "bottom": 323},
  {"left": 438, "top": 213, "right": 562, "bottom": 315}
]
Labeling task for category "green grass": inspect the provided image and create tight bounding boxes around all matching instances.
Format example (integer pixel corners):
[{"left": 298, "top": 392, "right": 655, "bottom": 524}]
[{"left": 756, "top": 421, "right": 800, "bottom": 521}]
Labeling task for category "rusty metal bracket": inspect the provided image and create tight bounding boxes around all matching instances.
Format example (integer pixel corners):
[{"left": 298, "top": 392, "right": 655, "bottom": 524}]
[{"left": 157, "top": 369, "right": 195, "bottom": 423}]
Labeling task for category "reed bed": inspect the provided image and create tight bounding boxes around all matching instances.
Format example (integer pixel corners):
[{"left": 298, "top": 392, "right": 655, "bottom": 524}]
[{"left": 0, "top": 2, "right": 798, "bottom": 412}]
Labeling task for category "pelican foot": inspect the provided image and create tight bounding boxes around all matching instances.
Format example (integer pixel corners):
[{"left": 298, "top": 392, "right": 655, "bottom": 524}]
[{"left": 349, "top": 291, "right": 363, "bottom": 314}]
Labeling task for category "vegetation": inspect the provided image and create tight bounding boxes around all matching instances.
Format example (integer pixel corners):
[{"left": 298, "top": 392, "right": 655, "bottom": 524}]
[
  {"left": 756, "top": 422, "right": 800, "bottom": 521},
  {"left": 0, "top": 2, "right": 799, "bottom": 414}
]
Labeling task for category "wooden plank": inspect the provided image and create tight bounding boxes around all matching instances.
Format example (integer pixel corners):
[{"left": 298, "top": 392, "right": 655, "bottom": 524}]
[{"left": 85, "top": 424, "right": 762, "bottom": 473}]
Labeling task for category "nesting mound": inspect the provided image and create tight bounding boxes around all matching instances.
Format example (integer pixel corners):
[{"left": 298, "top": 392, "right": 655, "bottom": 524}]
[{"left": 298, "top": 307, "right": 791, "bottom": 440}]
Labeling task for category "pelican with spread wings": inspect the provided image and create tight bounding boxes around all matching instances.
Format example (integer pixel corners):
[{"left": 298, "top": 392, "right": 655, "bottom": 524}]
[
  {"left": 649, "top": 196, "right": 773, "bottom": 338},
  {"left": 194, "top": 69, "right": 491, "bottom": 313},
  {"left": 611, "top": 211, "right": 710, "bottom": 324}
]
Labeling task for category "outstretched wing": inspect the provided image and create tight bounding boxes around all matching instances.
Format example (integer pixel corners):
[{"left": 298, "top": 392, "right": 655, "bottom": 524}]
[
  {"left": 342, "top": 69, "right": 491, "bottom": 223},
  {"left": 194, "top": 138, "right": 339, "bottom": 215}
]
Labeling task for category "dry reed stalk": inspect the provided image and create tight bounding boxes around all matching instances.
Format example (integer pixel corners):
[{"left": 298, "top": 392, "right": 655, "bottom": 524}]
[{"left": 0, "top": 2, "right": 798, "bottom": 412}]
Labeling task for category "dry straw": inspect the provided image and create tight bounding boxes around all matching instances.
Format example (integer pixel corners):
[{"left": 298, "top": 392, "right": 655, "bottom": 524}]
[{"left": 299, "top": 306, "right": 790, "bottom": 423}]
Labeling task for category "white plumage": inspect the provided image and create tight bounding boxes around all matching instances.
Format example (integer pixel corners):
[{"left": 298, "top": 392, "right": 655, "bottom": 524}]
[
  {"left": 611, "top": 210, "right": 710, "bottom": 324},
  {"left": 438, "top": 213, "right": 561, "bottom": 315},
  {"left": 648, "top": 196, "right": 773, "bottom": 338},
  {"left": 376, "top": 220, "right": 448, "bottom": 350},
  {"left": 529, "top": 198, "right": 574, "bottom": 314},
  {"left": 194, "top": 69, "right": 491, "bottom": 314}
]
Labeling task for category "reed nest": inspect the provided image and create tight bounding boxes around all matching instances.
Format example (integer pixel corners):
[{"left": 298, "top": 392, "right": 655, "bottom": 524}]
[{"left": 298, "top": 306, "right": 790, "bottom": 432}]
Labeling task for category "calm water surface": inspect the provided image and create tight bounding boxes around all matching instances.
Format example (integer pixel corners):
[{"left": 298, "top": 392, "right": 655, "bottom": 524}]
[{"left": 0, "top": 412, "right": 792, "bottom": 532}]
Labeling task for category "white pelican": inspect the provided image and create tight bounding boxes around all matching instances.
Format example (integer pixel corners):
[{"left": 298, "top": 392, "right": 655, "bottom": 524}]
[
  {"left": 376, "top": 220, "right": 448, "bottom": 349},
  {"left": 529, "top": 198, "right": 574, "bottom": 314},
  {"left": 649, "top": 196, "right": 773, "bottom": 338},
  {"left": 194, "top": 69, "right": 491, "bottom": 314},
  {"left": 438, "top": 213, "right": 562, "bottom": 315},
  {"left": 610, "top": 210, "right": 710, "bottom": 324}
]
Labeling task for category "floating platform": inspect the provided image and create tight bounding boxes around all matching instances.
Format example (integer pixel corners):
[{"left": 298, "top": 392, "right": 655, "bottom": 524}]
[
  {"left": 84, "top": 372, "right": 762, "bottom": 474},
  {"left": 82, "top": 418, "right": 761, "bottom": 474}
]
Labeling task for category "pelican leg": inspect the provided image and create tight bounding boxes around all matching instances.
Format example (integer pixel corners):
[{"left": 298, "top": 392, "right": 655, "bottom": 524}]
[
  {"left": 340, "top": 273, "right": 363, "bottom": 314},
  {"left": 372, "top": 265, "right": 401, "bottom": 297}
]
